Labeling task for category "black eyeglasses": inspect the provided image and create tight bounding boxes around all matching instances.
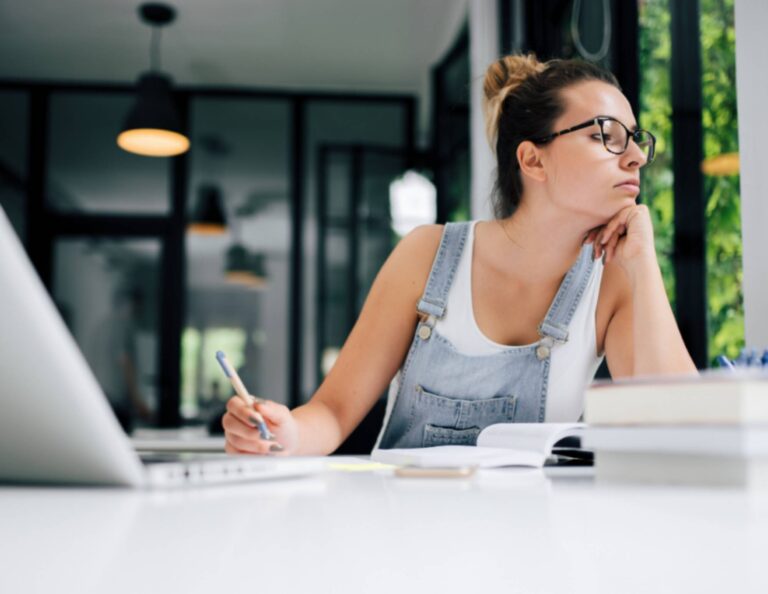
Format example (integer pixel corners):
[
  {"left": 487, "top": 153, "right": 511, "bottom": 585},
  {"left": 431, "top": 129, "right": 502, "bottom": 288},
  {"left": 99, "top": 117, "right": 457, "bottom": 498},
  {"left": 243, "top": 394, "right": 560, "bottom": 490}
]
[{"left": 528, "top": 116, "right": 656, "bottom": 165}]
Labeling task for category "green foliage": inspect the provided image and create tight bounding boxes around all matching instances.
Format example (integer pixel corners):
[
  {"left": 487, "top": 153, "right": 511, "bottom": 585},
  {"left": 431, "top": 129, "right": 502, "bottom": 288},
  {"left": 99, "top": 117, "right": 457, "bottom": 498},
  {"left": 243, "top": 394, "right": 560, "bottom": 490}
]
[
  {"left": 700, "top": 0, "right": 743, "bottom": 362},
  {"left": 639, "top": 0, "right": 743, "bottom": 365},
  {"left": 638, "top": 0, "right": 676, "bottom": 304}
]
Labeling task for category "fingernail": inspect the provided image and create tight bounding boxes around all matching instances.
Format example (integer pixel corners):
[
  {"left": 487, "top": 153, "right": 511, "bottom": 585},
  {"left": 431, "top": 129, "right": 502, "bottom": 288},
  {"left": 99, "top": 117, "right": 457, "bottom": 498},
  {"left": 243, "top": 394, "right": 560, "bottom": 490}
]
[
  {"left": 269, "top": 443, "right": 284, "bottom": 453},
  {"left": 248, "top": 415, "right": 262, "bottom": 427}
]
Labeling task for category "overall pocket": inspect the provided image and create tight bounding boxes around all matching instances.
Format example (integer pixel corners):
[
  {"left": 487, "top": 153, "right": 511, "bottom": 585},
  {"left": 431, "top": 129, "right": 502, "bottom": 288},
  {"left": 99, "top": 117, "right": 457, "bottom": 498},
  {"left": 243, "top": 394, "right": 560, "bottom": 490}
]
[{"left": 413, "top": 385, "right": 517, "bottom": 447}]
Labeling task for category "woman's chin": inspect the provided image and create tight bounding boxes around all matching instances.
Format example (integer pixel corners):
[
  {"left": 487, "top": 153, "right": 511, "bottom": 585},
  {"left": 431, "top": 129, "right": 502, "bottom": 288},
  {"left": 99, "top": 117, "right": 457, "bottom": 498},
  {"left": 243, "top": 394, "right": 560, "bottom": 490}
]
[
  {"left": 598, "top": 199, "right": 636, "bottom": 220},
  {"left": 616, "top": 195, "right": 639, "bottom": 208},
  {"left": 617, "top": 190, "right": 641, "bottom": 202}
]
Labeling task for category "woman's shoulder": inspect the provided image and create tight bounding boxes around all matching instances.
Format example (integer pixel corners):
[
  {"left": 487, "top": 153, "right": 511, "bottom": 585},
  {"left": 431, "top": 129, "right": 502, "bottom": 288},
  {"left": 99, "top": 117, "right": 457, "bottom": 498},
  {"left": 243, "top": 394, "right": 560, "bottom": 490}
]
[
  {"left": 392, "top": 224, "right": 444, "bottom": 268},
  {"left": 401, "top": 223, "right": 444, "bottom": 245},
  {"left": 397, "top": 220, "right": 478, "bottom": 251},
  {"left": 379, "top": 225, "right": 444, "bottom": 301},
  {"left": 395, "top": 221, "right": 484, "bottom": 276}
]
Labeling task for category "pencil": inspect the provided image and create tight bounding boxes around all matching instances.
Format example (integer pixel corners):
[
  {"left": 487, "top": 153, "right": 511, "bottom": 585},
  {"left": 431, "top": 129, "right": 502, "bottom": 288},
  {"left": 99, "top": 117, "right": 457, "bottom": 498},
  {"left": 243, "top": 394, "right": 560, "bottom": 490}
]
[{"left": 215, "top": 350, "right": 273, "bottom": 440}]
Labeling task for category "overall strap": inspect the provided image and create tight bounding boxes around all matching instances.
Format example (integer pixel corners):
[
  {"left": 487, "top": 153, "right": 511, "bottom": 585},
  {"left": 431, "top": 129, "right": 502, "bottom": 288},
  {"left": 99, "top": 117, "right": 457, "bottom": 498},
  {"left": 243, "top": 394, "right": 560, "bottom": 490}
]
[
  {"left": 417, "top": 222, "right": 471, "bottom": 319},
  {"left": 536, "top": 243, "right": 596, "bottom": 358}
]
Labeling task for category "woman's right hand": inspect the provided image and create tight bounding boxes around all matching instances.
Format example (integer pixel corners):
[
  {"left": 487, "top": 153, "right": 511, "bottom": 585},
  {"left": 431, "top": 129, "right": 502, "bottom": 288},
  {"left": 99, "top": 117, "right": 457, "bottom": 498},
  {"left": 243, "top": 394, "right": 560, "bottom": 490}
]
[{"left": 222, "top": 396, "right": 299, "bottom": 455}]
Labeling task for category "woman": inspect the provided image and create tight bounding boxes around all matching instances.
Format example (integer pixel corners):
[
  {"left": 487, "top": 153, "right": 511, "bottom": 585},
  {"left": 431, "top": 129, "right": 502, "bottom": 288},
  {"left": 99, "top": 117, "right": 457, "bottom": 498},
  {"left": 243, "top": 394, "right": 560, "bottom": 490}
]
[{"left": 223, "top": 54, "right": 697, "bottom": 456}]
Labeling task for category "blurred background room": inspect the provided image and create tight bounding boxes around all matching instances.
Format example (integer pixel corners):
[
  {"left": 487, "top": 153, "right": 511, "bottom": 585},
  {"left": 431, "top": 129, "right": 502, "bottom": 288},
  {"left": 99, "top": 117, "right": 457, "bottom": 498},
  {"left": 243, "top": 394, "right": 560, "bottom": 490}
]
[{"left": 0, "top": 0, "right": 749, "bottom": 452}]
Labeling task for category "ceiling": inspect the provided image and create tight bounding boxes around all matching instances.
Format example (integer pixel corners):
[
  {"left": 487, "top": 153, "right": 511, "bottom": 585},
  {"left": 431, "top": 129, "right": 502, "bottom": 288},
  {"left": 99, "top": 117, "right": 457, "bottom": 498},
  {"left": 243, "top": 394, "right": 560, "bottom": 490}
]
[{"left": 0, "top": 0, "right": 467, "bottom": 133}]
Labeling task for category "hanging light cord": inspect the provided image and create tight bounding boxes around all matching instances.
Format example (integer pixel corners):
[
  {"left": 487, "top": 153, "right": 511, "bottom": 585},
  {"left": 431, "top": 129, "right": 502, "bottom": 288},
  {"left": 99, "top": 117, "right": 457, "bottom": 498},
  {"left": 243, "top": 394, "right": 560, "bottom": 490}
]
[
  {"left": 571, "top": 0, "right": 612, "bottom": 62},
  {"left": 150, "top": 26, "right": 162, "bottom": 71}
]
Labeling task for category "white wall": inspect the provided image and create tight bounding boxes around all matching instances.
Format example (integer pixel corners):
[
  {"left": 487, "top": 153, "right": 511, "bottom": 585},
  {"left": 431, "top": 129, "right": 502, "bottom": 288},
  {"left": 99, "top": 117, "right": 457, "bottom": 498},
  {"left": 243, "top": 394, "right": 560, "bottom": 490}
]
[
  {"left": 469, "top": 0, "right": 499, "bottom": 221},
  {"left": 734, "top": 0, "right": 768, "bottom": 348}
]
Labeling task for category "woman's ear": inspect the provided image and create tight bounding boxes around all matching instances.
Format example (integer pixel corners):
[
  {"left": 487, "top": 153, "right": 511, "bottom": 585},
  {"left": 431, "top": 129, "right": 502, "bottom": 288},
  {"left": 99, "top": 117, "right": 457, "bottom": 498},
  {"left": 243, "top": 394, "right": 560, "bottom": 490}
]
[{"left": 516, "top": 140, "right": 547, "bottom": 183}]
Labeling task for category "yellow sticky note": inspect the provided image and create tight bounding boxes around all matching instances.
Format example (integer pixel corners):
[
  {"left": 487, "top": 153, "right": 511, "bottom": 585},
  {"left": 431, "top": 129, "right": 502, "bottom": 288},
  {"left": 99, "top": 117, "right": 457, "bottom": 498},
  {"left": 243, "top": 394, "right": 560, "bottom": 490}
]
[{"left": 326, "top": 462, "right": 395, "bottom": 472}]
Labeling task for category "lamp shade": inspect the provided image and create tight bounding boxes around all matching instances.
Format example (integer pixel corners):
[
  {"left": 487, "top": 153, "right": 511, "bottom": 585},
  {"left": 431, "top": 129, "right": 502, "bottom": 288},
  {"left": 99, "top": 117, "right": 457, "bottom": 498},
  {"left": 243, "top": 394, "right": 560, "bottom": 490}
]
[
  {"left": 117, "top": 72, "right": 190, "bottom": 157},
  {"left": 188, "top": 184, "right": 227, "bottom": 234},
  {"left": 249, "top": 252, "right": 268, "bottom": 289},
  {"left": 225, "top": 245, "right": 268, "bottom": 289}
]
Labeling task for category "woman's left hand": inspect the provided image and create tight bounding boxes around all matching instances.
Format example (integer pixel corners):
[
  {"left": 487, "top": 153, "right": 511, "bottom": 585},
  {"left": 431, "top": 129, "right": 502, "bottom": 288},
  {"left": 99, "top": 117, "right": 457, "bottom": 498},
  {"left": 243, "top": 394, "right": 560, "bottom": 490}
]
[{"left": 584, "top": 204, "right": 657, "bottom": 273}]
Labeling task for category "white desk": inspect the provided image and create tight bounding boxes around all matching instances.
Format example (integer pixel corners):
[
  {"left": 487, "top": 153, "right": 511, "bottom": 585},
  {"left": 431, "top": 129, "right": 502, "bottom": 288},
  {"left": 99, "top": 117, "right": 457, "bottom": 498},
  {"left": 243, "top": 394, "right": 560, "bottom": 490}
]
[{"left": 1, "top": 459, "right": 766, "bottom": 594}]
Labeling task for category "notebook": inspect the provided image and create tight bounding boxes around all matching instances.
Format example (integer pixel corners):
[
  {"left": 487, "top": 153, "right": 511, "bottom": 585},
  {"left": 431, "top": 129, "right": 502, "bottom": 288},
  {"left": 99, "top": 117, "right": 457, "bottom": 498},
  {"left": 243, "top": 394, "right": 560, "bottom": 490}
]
[
  {"left": 371, "top": 423, "right": 586, "bottom": 468},
  {"left": 0, "top": 207, "right": 324, "bottom": 488}
]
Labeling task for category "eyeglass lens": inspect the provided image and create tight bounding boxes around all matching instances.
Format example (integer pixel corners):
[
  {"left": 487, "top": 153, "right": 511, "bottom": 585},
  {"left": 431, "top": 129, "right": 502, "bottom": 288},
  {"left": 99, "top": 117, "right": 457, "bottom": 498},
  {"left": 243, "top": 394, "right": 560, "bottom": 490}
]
[{"left": 601, "top": 119, "right": 654, "bottom": 162}]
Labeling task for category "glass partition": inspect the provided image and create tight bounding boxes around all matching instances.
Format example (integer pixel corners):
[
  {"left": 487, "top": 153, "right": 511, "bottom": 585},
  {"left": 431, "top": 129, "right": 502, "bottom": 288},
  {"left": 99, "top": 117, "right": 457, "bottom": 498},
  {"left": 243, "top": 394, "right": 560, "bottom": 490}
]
[
  {"left": 316, "top": 147, "right": 407, "bottom": 382},
  {"left": 182, "top": 97, "right": 291, "bottom": 423},
  {"left": 303, "top": 100, "right": 408, "bottom": 401},
  {"left": 48, "top": 92, "right": 170, "bottom": 214},
  {"left": 52, "top": 238, "right": 161, "bottom": 433}
]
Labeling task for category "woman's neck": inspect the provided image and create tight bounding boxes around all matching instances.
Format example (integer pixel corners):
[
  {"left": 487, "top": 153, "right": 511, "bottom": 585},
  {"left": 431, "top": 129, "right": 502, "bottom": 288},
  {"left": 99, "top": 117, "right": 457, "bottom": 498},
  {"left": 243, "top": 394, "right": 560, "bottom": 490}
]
[{"left": 485, "top": 199, "right": 595, "bottom": 285}]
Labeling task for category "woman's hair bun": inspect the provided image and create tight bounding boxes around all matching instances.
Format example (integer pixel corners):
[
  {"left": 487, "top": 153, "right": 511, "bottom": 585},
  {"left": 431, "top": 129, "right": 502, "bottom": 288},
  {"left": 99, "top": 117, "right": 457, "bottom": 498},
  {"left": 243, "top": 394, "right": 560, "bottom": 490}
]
[{"left": 483, "top": 53, "right": 546, "bottom": 150}]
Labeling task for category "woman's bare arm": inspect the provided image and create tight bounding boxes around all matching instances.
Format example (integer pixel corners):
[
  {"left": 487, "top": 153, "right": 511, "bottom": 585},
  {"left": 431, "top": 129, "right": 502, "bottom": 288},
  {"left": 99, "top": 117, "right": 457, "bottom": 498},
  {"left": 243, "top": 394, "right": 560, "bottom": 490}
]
[
  {"left": 289, "top": 225, "right": 443, "bottom": 454},
  {"left": 603, "top": 257, "right": 697, "bottom": 378},
  {"left": 596, "top": 204, "right": 697, "bottom": 378}
]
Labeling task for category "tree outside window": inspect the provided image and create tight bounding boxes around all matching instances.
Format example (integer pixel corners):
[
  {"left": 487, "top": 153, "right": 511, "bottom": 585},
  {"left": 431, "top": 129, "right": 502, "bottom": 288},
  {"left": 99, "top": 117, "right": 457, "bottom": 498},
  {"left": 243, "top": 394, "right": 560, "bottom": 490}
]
[{"left": 639, "top": 0, "right": 742, "bottom": 365}]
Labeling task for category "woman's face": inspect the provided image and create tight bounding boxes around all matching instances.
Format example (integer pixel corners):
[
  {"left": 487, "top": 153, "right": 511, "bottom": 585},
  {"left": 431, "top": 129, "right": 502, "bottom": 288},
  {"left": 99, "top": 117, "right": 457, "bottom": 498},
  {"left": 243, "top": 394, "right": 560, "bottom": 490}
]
[{"left": 537, "top": 80, "right": 647, "bottom": 221}]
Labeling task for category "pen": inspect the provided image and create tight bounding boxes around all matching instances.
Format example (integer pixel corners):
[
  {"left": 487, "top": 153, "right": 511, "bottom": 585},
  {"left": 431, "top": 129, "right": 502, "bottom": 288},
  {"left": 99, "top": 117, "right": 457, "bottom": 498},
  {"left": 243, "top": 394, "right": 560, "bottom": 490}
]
[
  {"left": 716, "top": 354, "right": 735, "bottom": 371},
  {"left": 215, "top": 350, "right": 274, "bottom": 441}
]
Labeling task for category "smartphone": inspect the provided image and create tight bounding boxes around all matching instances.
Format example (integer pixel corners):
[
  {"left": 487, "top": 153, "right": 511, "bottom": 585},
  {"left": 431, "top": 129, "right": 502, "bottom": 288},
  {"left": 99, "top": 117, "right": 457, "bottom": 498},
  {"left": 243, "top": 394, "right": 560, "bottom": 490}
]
[{"left": 394, "top": 465, "right": 477, "bottom": 478}]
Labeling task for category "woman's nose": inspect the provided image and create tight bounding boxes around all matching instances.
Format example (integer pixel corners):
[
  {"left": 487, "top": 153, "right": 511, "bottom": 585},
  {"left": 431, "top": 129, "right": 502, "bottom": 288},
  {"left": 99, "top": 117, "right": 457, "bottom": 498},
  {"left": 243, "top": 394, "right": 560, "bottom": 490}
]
[{"left": 622, "top": 140, "right": 647, "bottom": 168}]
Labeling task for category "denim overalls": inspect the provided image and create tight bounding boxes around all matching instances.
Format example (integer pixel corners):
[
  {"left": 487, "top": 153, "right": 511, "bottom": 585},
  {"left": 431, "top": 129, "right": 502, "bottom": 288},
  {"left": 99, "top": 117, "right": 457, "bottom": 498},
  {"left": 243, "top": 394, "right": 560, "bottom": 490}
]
[{"left": 376, "top": 221, "right": 597, "bottom": 449}]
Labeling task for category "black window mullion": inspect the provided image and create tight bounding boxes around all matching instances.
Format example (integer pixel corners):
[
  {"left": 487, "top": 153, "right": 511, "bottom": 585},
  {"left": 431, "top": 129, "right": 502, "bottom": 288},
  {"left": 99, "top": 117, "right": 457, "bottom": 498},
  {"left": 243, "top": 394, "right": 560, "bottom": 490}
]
[
  {"left": 611, "top": 0, "right": 640, "bottom": 116},
  {"left": 670, "top": 0, "right": 708, "bottom": 368},
  {"left": 404, "top": 97, "right": 416, "bottom": 169},
  {"left": 348, "top": 146, "right": 361, "bottom": 328},
  {"left": 316, "top": 146, "right": 328, "bottom": 388},
  {"left": 26, "top": 88, "right": 52, "bottom": 288},
  {"left": 288, "top": 98, "right": 305, "bottom": 408},
  {"left": 157, "top": 93, "right": 189, "bottom": 427}
]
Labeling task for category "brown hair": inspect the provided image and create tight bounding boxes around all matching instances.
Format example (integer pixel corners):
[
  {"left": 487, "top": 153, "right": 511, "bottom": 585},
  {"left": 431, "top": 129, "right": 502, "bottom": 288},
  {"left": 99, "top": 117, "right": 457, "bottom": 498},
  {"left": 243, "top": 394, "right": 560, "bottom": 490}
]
[{"left": 483, "top": 53, "right": 621, "bottom": 219}]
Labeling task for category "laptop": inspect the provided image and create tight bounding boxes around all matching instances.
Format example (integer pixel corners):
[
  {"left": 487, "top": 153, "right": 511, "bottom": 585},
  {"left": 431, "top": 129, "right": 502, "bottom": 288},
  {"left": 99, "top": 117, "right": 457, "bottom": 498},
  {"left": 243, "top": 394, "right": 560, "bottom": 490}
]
[{"left": 0, "top": 207, "right": 324, "bottom": 487}]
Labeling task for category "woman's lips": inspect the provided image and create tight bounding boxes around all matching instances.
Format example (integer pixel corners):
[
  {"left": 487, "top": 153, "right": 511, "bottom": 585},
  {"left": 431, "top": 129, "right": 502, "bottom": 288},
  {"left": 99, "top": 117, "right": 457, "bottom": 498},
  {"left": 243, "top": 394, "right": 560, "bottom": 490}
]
[{"left": 615, "top": 182, "right": 640, "bottom": 193}]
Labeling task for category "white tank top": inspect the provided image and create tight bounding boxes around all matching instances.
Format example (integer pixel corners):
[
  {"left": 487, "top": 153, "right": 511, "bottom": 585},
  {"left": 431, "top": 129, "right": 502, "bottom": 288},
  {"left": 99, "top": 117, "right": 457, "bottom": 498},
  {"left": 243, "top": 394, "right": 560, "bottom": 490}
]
[{"left": 432, "top": 220, "right": 605, "bottom": 422}]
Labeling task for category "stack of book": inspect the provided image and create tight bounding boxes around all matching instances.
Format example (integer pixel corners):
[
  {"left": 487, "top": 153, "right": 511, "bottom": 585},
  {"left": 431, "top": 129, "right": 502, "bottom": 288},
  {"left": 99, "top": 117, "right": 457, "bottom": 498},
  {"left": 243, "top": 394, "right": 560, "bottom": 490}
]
[{"left": 582, "top": 370, "right": 768, "bottom": 486}]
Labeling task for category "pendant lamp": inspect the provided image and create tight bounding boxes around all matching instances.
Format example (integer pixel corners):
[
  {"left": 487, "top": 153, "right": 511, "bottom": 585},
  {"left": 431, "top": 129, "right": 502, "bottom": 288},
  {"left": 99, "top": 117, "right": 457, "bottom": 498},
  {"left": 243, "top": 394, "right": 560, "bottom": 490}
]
[
  {"left": 117, "top": 3, "right": 190, "bottom": 157},
  {"left": 247, "top": 253, "right": 269, "bottom": 289},
  {"left": 188, "top": 184, "right": 227, "bottom": 235},
  {"left": 225, "top": 245, "right": 268, "bottom": 289}
]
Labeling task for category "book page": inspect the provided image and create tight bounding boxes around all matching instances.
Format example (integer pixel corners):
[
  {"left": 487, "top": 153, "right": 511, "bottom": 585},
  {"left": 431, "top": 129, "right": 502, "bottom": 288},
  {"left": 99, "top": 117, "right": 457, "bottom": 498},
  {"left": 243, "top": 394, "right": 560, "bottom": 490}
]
[{"left": 476, "top": 423, "right": 585, "bottom": 454}]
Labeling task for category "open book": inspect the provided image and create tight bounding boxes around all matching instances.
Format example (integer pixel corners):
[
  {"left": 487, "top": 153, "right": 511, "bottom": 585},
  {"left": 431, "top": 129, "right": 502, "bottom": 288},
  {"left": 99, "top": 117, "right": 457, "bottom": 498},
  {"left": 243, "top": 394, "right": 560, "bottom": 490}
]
[{"left": 371, "top": 423, "right": 585, "bottom": 468}]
